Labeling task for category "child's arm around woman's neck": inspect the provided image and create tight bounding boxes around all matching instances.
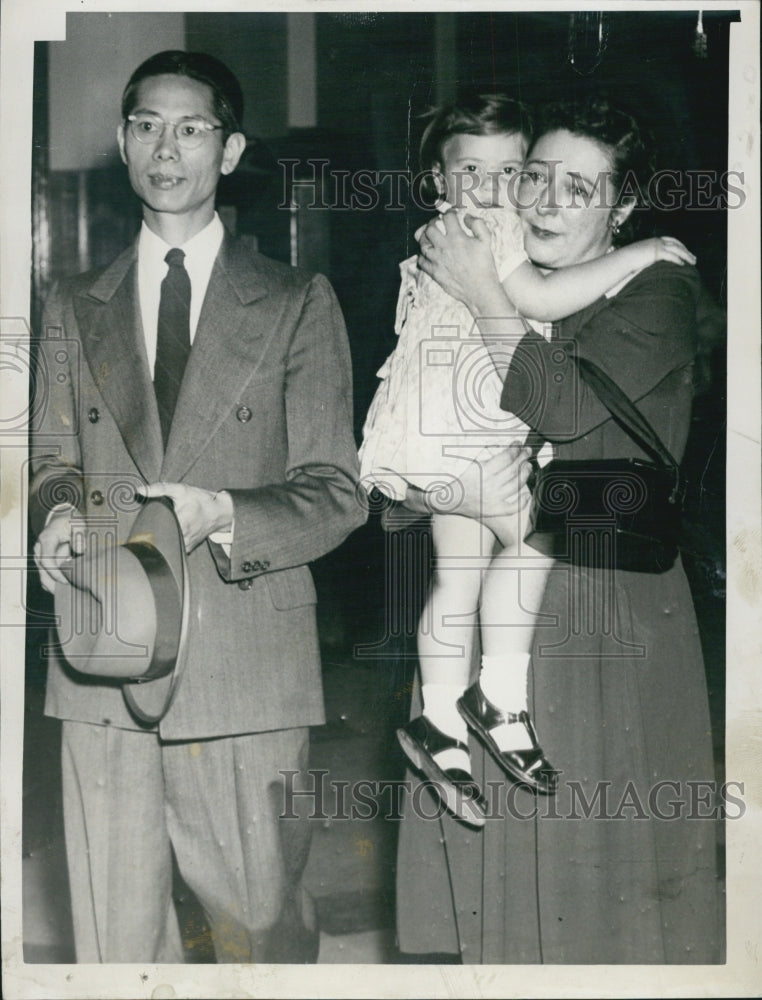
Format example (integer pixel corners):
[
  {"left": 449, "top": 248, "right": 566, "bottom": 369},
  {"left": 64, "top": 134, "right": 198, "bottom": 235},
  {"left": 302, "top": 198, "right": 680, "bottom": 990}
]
[{"left": 501, "top": 233, "right": 696, "bottom": 322}]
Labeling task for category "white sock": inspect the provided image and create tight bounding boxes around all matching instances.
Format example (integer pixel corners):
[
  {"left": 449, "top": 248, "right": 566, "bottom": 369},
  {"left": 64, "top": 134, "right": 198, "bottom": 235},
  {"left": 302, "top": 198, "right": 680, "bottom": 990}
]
[
  {"left": 421, "top": 682, "right": 471, "bottom": 773},
  {"left": 478, "top": 654, "right": 533, "bottom": 752},
  {"left": 479, "top": 653, "right": 530, "bottom": 710}
]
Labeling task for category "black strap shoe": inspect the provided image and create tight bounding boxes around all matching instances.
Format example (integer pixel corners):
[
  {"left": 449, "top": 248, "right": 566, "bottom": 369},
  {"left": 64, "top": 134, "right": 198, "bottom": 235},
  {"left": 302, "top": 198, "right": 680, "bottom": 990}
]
[
  {"left": 457, "top": 681, "right": 559, "bottom": 795},
  {"left": 397, "top": 715, "right": 487, "bottom": 827}
]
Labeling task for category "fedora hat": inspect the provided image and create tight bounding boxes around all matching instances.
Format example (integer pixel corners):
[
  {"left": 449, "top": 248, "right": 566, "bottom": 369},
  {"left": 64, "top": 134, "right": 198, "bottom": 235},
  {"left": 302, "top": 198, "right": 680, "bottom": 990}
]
[{"left": 55, "top": 496, "right": 189, "bottom": 725}]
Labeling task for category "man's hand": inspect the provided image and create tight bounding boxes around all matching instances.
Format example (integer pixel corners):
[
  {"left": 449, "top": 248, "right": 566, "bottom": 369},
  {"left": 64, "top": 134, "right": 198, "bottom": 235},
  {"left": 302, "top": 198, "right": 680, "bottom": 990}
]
[
  {"left": 33, "top": 507, "right": 85, "bottom": 593},
  {"left": 138, "top": 483, "right": 234, "bottom": 553}
]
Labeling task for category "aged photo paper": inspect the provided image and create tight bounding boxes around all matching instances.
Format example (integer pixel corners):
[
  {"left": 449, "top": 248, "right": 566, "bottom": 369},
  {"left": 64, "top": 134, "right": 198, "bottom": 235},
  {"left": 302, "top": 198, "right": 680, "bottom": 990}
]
[{"left": 1, "top": 1, "right": 759, "bottom": 997}]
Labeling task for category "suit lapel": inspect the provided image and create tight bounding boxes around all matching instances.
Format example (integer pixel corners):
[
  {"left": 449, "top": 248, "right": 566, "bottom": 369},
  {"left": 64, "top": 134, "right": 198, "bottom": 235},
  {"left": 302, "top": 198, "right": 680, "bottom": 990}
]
[
  {"left": 74, "top": 245, "right": 164, "bottom": 483},
  {"left": 161, "top": 236, "right": 271, "bottom": 481}
]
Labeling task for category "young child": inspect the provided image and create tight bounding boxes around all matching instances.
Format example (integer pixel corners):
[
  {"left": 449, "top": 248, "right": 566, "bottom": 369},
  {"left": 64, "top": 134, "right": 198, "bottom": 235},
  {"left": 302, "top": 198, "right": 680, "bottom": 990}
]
[{"left": 359, "top": 94, "right": 694, "bottom": 826}]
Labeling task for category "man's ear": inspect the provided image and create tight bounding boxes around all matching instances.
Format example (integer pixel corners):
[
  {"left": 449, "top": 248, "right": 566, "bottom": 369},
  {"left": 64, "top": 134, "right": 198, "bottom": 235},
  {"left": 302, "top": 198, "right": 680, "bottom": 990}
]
[
  {"left": 117, "top": 123, "right": 128, "bottom": 165},
  {"left": 221, "top": 132, "right": 246, "bottom": 176}
]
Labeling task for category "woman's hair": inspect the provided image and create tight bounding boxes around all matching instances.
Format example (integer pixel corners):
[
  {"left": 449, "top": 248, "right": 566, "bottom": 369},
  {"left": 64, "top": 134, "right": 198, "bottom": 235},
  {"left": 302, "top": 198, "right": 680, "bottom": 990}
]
[
  {"left": 530, "top": 97, "right": 656, "bottom": 245},
  {"left": 121, "top": 50, "right": 244, "bottom": 139},
  {"left": 418, "top": 92, "right": 533, "bottom": 202}
]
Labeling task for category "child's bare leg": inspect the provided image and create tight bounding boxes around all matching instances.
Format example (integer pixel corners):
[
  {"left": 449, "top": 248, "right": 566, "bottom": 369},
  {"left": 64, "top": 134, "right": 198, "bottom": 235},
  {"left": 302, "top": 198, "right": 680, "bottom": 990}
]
[
  {"left": 414, "top": 513, "right": 496, "bottom": 774},
  {"left": 418, "top": 513, "right": 495, "bottom": 682},
  {"left": 470, "top": 511, "right": 553, "bottom": 753}
]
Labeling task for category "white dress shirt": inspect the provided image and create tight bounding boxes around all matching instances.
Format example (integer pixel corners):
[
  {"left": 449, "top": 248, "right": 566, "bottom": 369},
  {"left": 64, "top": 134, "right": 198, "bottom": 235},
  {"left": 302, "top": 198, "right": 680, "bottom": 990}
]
[{"left": 137, "top": 213, "right": 225, "bottom": 377}]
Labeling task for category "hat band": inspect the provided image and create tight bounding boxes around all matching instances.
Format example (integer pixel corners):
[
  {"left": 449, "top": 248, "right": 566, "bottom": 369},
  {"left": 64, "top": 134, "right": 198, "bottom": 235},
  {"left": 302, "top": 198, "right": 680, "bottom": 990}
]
[{"left": 123, "top": 539, "right": 182, "bottom": 681}]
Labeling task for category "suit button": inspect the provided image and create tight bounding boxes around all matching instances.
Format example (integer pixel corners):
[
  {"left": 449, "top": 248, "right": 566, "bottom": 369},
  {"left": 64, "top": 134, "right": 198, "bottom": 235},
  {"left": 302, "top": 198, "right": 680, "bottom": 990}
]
[
  {"left": 238, "top": 579, "right": 253, "bottom": 591},
  {"left": 241, "top": 561, "right": 252, "bottom": 573},
  {"left": 88, "top": 407, "right": 99, "bottom": 423},
  {"left": 236, "top": 405, "right": 252, "bottom": 423},
  {"left": 90, "top": 490, "right": 104, "bottom": 505}
]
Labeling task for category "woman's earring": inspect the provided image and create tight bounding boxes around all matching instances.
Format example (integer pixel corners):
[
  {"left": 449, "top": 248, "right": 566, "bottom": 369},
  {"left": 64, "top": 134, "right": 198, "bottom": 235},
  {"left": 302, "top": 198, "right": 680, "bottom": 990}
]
[{"left": 609, "top": 218, "right": 621, "bottom": 236}]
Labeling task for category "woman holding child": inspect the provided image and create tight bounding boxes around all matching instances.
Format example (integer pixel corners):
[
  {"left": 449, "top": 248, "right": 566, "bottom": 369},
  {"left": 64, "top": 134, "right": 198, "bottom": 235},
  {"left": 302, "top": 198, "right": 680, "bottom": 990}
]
[{"left": 377, "top": 95, "right": 721, "bottom": 963}]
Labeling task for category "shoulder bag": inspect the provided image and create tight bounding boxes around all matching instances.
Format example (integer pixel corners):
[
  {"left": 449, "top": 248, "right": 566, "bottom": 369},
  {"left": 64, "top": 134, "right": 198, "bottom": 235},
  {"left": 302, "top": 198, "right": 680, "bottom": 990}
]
[{"left": 524, "top": 356, "right": 685, "bottom": 573}]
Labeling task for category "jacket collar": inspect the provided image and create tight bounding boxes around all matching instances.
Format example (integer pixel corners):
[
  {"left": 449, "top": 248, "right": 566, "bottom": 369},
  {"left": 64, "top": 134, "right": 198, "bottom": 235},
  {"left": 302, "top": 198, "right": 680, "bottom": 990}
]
[
  {"left": 76, "top": 231, "right": 275, "bottom": 484},
  {"left": 84, "top": 231, "right": 269, "bottom": 306}
]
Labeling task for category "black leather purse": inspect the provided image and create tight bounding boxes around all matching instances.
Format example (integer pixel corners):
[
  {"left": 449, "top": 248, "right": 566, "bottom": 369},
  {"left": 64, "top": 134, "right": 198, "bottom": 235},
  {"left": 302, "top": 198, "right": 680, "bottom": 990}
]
[{"left": 524, "top": 356, "right": 685, "bottom": 573}]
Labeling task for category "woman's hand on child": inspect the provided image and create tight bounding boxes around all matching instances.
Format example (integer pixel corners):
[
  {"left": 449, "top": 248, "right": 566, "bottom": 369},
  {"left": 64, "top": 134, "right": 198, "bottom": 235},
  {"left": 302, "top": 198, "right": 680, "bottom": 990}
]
[
  {"left": 418, "top": 209, "right": 503, "bottom": 311},
  {"left": 457, "top": 442, "right": 532, "bottom": 519}
]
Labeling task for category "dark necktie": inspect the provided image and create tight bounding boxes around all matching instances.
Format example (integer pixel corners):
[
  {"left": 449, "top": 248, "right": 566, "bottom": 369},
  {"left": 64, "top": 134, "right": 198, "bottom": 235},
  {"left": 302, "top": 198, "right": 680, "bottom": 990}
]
[{"left": 154, "top": 247, "right": 191, "bottom": 446}]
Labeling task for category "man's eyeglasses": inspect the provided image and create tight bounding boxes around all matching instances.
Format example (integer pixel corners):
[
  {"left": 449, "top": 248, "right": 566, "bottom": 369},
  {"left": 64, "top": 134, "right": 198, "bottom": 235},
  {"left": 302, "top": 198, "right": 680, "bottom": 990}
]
[{"left": 126, "top": 114, "right": 223, "bottom": 150}]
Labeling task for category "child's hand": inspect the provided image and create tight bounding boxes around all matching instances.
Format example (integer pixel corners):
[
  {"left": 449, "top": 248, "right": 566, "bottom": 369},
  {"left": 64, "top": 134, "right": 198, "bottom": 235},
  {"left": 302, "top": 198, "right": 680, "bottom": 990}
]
[{"left": 645, "top": 236, "right": 696, "bottom": 266}]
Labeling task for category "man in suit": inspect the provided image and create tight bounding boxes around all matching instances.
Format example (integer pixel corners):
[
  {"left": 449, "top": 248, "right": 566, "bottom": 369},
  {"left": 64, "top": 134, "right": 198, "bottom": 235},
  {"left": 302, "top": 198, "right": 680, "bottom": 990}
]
[{"left": 30, "top": 50, "right": 365, "bottom": 963}]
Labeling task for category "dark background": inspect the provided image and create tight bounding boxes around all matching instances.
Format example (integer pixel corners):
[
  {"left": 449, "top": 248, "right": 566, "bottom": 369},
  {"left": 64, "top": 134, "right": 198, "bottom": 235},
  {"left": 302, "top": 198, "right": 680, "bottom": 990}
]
[{"left": 25, "top": 9, "right": 734, "bottom": 961}]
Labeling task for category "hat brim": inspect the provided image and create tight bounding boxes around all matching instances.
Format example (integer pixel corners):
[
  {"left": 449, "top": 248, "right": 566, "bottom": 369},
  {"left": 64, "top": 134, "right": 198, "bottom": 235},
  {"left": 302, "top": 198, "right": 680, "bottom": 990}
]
[{"left": 122, "top": 497, "right": 190, "bottom": 726}]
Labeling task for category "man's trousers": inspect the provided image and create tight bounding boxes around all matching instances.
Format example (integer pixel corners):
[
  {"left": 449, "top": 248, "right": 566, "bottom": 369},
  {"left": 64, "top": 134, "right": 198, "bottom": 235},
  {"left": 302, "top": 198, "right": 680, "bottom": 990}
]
[{"left": 61, "top": 720, "right": 318, "bottom": 963}]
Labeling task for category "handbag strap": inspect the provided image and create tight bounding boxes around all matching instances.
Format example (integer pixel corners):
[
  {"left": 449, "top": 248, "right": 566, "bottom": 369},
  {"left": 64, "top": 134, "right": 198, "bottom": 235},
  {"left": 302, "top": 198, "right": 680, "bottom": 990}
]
[{"left": 575, "top": 356, "right": 679, "bottom": 472}]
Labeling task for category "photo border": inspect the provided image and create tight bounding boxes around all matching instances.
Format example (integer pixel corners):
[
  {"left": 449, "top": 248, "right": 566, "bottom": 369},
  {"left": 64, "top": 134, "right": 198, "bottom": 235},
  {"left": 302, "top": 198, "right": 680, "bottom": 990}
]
[{"left": 1, "top": 1, "right": 759, "bottom": 997}]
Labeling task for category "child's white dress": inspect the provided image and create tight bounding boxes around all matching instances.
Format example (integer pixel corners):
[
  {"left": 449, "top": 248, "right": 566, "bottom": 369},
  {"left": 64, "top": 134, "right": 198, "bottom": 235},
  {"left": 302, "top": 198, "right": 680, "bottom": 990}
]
[{"left": 360, "top": 207, "right": 542, "bottom": 501}]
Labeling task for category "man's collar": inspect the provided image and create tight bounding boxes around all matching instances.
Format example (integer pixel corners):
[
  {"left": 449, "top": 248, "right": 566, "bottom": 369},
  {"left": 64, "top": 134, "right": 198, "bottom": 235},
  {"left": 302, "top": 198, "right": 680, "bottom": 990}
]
[{"left": 138, "top": 213, "right": 224, "bottom": 261}]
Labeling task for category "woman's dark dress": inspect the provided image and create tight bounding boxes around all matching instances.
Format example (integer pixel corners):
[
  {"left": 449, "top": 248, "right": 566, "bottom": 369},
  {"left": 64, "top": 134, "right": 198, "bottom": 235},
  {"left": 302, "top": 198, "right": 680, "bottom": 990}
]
[{"left": 396, "top": 263, "right": 723, "bottom": 963}]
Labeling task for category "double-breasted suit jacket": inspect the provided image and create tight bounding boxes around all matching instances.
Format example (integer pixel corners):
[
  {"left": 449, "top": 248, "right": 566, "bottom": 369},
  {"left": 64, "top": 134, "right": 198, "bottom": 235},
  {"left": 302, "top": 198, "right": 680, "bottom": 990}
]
[{"left": 31, "top": 232, "right": 365, "bottom": 739}]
